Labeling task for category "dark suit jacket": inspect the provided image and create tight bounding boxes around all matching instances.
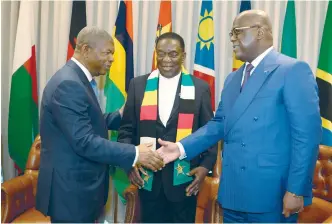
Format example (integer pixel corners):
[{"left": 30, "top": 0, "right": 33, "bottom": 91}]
[
  {"left": 118, "top": 73, "right": 217, "bottom": 202},
  {"left": 36, "top": 60, "right": 136, "bottom": 222}
]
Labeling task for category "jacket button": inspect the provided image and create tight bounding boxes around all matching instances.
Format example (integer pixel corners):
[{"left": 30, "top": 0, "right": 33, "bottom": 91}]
[
  {"left": 241, "top": 142, "right": 246, "bottom": 147},
  {"left": 253, "top": 117, "right": 258, "bottom": 121},
  {"left": 222, "top": 116, "right": 226, "bottom": 120},
  {"left": 241, "top": 166, "right": 246, "bottom": 171},
  {"left": 224, "top": 141, "right": 228, "bottom": 144}
]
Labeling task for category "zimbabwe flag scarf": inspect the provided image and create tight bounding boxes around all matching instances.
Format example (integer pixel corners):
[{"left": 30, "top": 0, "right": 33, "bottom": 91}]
[{"left": 139, "top": 69, "right": 195, "bottom": 191}]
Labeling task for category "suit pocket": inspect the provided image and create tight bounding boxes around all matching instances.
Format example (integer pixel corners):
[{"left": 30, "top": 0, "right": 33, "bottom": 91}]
[{"left": 257, "top": 154, "right": 288, "bottom": 167}]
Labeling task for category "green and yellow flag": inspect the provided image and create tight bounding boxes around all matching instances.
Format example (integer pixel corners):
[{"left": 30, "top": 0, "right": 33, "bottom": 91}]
[
  {"left": 281, "top": 0, "right": 297, "bottom": 58},
  {"left": 104, "top": 0, "right": 134, "bottom": 203},
  {"left": 316, "top": 2, "right": 332, "bottom": 146}
]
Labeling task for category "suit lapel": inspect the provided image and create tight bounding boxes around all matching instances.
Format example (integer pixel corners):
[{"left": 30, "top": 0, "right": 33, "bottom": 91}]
[
  {"left": 67, "top": 60, "right": 99, "bottom": 105},
  {"left": 224, "top": 50, "right": 280, "bottom": 136},
  {"left": 225, "top": 65, "right": 245, "bottom": 111}
]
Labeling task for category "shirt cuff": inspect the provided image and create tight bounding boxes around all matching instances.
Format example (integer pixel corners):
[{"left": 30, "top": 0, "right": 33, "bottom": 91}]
[
  {"left": 132, "top": 146, "right": 139, "bottom": 167},
  {"left": 176, "top": 142, "right": 187, "bottom": 160}
]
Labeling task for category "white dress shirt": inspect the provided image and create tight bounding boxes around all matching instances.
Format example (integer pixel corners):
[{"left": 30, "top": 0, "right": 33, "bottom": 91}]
[
  {"left": 71, "top": 57, "right": 93, "bottom": 82},
  {"left": 177, "top": 46, "right": 274, "bottom": 160},
  {"left": 241, "top": 46, "right": 274, "bottom": 85},
  {"left": 158, "top": 72, "right": 181, "bottom": 127},
  {"left": 71, "top": 57, "right": 139, "bottom": 166}
]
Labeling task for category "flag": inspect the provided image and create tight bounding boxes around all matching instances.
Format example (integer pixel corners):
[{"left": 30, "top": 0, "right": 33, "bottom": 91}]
[
  {"left": 8, "top": 1, "right": 39, "bottom": 171},
  {"left": 281, "top": 0, "right": 297, "bottom": 58},
  {"left": 152, "top": 0, "right": 172, "bottom": 70},
  {"left": 316, "top": 1, "right": 332, "bottom": 146},
  {"left": 193, "top": 0, "right": 215, "bottom": 110},
  {"left": 232, "top": 0, "right": 251, "bottom": 71},
  {"left": 67, "top": 0, "right": 87, "bottom": 61},
  {"left": 104, "top": 0, "right": 134, "bottom": 204}
]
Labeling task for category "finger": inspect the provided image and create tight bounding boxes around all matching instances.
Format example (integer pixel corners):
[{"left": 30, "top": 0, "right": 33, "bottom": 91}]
[
  {"left": 194, "top": 190, "right": 199, "bottom": 196},
  {"left": 186, "top": 183, "right": 194, "bottom": 193},
  {"left": 129, "top": 174, "right": 142, "bottom": 188},
  {"left": 151, "top": 152, "right": 165, "bottom": 169},
  {"left": 144, "top": 142, "right": 153, "bottom": 147},
  {"left": 158, "top": 138, "right": 168, "bottom": 147},
  {"left": 139, "top": 167, "right": 148, "bottom": 176},
  {"left": 186, "top": 179, "right": 200, "bottom": 194},
  {"left": 282, "top": 208, "right": 290, "bottom": 218},
  {"left": 187, "top": 168, "right": 198, "bottom": 177},
  {"left": 134, "top": 168, "right": 144, "bottom": 186}
]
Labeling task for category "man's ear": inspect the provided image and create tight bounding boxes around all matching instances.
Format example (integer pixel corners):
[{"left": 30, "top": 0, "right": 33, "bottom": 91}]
[
  {"left": 257, "top": 28, "right": 264, "bottom": 40},
  {"left": 81, "top": 43, "right": 90, "bottom": 58},
  {"left": 182, "top": 52, "right": 187, "bottom": 63}
]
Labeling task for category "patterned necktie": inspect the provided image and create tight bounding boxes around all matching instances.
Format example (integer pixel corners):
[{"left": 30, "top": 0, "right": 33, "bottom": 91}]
[
  {"left": 90, "top": 79, "right": 99, "bottom": 99},
  {"left": 241, "top": 63, "right": 254, "bottom": 91}
]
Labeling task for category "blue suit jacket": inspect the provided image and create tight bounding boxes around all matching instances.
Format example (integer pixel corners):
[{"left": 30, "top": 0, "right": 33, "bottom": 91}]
[
  {"left": 181, "top": 50, "right": 322, "bottom": 213},
  {"left": 36, "top": 60, "right": 136, "bottom": 222}
]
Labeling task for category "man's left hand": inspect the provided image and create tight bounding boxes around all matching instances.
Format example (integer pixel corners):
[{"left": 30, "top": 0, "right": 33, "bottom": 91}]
[
  {"left": 282, "top": 191, "right": 304, "bottom": 218},
  {"left": 186, "top": 166, "right": 209, "bottom": 196}
]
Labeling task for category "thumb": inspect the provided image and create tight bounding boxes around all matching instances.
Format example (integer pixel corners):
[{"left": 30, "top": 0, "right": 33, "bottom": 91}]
[
  {"left": 144, "top": 142, "right": 153, "bottom": 147},
  {"left": 158, "top": 138, "right": 168, "bottom": 146},
  {"left": 187, "top": 167, "right": 198, "bottom": 176}
]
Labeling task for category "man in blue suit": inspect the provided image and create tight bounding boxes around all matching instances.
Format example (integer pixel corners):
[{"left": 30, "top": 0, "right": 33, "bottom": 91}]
[
  {"left": 36, "top": 27, "right": 164, "bottom": 223},
  {"left": 157, "top": 10, "right": 322, "bottom": 223}
]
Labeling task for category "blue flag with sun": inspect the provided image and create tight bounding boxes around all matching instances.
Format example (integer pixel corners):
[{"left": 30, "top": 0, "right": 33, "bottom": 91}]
[{"left": 193, "top": 0, "right": 215, "bottom": 110}]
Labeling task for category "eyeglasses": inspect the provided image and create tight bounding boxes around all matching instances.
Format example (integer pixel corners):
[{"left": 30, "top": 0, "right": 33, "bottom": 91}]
[{"left": 229, "top": 25, "right": 261, "bottom": 39}]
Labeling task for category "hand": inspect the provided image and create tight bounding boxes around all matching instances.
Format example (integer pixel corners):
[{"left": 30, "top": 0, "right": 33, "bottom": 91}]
[
  {"left": 137, "top": 143, "right": 164, "bottom": 171},
  {"left": 282, "top": 191, "right": 304, "bottom": 217},
  {"left": 186, "top": 166, "right": 209, "bottom": 196},
  {"left": 128, "top": 166, "right": 147, "bottom": 188},
  {"left": 156, "top": 138, "right": 181, "bottom": 164}
]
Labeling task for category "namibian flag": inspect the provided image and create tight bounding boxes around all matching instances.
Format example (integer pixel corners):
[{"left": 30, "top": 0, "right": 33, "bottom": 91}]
[
  {"left": 67, "top": 0, "right": 87, "bottom": 61},
  {"left": 8, "top": 1, "right": 39, "bottom": 171},
  {"left": 104, "top": 0, "right": 134, "bottom": 204},
  {"left": 193, "top": 0, "right": 215, "bottom": 110},
  {"left": 232, "top": 0, "right": 251, "bottom": 71}
]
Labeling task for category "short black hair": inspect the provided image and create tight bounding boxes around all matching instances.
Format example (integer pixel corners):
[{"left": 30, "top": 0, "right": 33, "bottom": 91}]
[{"left": 155, "top": 32, "right": 185, "bottom": 52}]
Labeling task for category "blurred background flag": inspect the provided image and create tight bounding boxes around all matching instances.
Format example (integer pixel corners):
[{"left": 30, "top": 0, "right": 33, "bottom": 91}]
[{"left": 193, "top": 0, "right": 215, "bottom": 110}]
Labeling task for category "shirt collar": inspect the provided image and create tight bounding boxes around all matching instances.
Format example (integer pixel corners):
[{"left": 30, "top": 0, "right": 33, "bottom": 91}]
[
  {"left": 158, "top": 70, "right": 182, "bottom": 82},
  {"left": 246, "top": 46, "right": 273, "bottom": 68},
  {"left": 71, "top": 57, "right": 93, "bottom": 82}
]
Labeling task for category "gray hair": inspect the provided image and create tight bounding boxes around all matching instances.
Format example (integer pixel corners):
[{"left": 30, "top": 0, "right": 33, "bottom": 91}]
[{"left": 75, "top": 26, "right": 113, "bottom": 51}]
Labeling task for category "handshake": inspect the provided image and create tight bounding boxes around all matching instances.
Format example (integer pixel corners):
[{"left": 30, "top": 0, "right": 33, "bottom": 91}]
[{"left": 136, "top": 138, "right": 182, "bottom": 171}]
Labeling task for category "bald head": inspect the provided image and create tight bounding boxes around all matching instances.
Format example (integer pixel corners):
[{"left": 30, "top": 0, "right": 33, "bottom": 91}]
[
  {"left": 236, "top": 10, "right": 272, "bottom": 32},
  {"left": 230, "top": 10, "right": 273, "bottom": 63}
]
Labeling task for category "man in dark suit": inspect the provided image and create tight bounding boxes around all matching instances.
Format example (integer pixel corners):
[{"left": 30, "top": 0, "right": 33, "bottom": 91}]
[
  {"left": 118, "top": 32, "right": 217, "bottom": 223},
  {"left": 157, "top": 10, "right": 322, "bottom": 223},
  {"left": 36, "top": 26, "right": 164, "bottom": 223}
]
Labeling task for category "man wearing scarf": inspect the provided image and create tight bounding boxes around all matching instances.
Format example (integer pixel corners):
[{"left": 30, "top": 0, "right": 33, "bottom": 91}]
[{"left": 118, "top": 32, "right": 217, "bottom": 223}]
